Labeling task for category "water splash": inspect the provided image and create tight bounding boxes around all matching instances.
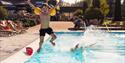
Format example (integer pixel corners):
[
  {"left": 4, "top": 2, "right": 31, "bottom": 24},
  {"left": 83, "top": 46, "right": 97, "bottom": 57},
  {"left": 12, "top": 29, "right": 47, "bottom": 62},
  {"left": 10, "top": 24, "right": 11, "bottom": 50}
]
[
  {"left": 78, "top": 25, "right": 117, "bottom": 50},
  {"left": 79, "top": 25, "right": 125, "bottom": 63}
]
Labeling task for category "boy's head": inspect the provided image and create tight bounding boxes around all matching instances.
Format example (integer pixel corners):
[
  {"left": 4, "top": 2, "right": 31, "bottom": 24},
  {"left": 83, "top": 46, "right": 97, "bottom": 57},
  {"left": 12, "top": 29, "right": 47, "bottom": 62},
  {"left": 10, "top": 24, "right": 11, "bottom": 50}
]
[
  {"left": 40, "top": 3, "right": 50, "bottom": 9},
  {"left": 40, "top": 3, "right": 50, "bottom": 14}
]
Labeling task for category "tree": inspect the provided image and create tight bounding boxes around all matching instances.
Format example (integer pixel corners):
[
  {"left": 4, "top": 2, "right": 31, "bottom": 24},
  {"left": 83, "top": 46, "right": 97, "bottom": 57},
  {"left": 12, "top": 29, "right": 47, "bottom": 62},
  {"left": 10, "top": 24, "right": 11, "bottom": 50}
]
[
  {"left": 113, "top": 0, "right": 122, "bottom": 21},
  {"left": 99, "top": 0, "right": 110, "bottom": 17},
  {"left": 84, "top": 6, "right": 104, "bottom": 26},
  {"left": 84, "top": 7, "right": 104, "bottom": 20}
]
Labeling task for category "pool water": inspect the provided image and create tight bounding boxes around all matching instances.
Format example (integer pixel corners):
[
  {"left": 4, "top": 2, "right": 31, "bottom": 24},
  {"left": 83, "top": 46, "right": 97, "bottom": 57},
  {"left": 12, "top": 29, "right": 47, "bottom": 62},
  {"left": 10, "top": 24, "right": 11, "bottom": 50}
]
[{"left": 25, "top": 31, "right": 125, "bottom": 63}]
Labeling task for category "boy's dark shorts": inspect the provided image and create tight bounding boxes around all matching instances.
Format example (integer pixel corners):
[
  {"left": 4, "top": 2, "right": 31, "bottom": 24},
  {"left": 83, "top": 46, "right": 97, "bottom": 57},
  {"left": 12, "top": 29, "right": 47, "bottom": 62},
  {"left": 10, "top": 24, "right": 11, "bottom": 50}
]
[{"left": 39, "top": 27, "right": 54, "bottom": 36}]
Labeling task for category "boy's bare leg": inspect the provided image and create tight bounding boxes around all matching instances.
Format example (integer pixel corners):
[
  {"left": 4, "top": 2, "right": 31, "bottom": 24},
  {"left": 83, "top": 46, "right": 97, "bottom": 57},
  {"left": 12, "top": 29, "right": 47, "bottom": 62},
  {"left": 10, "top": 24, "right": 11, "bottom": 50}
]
[
  {"left": 50, "top": 33, "right": 57, "bottom": 46},
  {"left": 37, "top": 36, "right": 44, "bottom": 52}
]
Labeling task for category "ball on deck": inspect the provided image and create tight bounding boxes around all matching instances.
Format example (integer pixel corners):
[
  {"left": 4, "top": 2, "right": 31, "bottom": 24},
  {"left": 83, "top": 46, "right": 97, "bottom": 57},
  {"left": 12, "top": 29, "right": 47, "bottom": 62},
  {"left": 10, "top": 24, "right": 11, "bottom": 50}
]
[{"left": 25, "top": 47, "right": 33, "bottom": 56}]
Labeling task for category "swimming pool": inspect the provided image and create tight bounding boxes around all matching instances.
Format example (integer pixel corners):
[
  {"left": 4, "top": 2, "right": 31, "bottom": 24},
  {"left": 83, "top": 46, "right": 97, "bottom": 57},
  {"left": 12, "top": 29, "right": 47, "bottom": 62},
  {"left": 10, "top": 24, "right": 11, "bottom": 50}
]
[{"left": 25, "top": 31, "right": 125, "bottom": 63}]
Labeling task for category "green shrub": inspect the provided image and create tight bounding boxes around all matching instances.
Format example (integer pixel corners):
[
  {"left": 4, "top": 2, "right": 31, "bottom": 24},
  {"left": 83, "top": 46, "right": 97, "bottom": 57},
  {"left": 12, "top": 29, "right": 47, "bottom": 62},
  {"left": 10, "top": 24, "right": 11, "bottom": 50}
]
[
  {"left": 21, "top": 19, "right": 36, "bottom": 27},
  {"left": 74, "top": 9, "right": 83, "bottom": 17},
  {"left": 84, "top": 7, "right": 104, "bottom": 20},
  {"left": 0, "top": 6, "right": 9, "bottom": 19}
]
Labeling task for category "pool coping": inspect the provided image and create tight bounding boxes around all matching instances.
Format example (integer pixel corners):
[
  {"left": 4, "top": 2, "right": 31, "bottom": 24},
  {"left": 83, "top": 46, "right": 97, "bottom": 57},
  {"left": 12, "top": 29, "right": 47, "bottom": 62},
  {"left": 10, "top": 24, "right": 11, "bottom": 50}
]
[
  {"left": 55, "top": 30, "right": 125, "bottom": 32},
  {"left": 1, "top": 30, "right": 125, "bottom": 63}
]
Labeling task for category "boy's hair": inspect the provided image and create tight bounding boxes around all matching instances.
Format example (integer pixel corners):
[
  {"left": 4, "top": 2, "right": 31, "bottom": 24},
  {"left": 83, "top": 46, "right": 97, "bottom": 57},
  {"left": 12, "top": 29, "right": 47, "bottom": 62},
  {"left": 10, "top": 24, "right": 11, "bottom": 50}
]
[
  {"left": 42, "top": 0, "right": 56, "bottom": 6},
  {"left": 40, "top": 3, "right": 50, "bottom": 9}
]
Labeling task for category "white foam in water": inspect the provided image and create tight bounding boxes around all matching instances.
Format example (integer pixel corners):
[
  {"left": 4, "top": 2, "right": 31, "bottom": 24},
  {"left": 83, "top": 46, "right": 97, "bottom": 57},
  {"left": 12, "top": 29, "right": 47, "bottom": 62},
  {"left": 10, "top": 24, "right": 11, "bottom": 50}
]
[
  {"left": 54, "top": 25, "right": 121, "bottom": 52},
  {"left": 55, "top": 25, "right": 124, "bottom": 63},
  {"left": 78, "top": 25, "right": 102, "bottom": 48},
  {"left": 54, "top": 25, "right": 104, "bottom": 51},
  {"left": 54, "top": 35, "right": 81, "bottom": 51},
  {"left": 78, "top": 25, "right": 118, "bottom": 51},
  {"left": 80, "top": 25, "right": 125, "bottom": 63}
]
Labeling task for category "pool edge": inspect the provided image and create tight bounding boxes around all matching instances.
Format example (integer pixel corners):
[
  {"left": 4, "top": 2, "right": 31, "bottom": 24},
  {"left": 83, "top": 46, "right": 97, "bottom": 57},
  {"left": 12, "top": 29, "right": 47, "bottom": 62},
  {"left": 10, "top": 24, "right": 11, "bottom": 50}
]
[{"left": 1, "top": 34, "right": 49, "bottom": 63}]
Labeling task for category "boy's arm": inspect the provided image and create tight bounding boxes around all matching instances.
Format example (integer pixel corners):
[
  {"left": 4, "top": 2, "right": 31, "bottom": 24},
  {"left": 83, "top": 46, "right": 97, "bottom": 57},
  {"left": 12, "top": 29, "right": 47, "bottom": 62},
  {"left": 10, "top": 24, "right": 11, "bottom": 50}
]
[
  {"left": 54, "top": 0, "right": 62, "bottom": 8},
  {"left": 26, "top": 0, "right": 42, "bottom": 15},
  {"left": 26, "top": 0, "right": 36, "bottom": 9}
]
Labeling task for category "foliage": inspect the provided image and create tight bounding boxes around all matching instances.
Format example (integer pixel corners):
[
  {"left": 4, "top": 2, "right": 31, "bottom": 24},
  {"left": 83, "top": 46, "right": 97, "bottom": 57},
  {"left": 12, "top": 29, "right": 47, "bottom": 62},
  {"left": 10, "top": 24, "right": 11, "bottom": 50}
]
[
  {"left": 21, "top": 19, "right": 36, "bottom": 27},
  {"left": 73, "top": 9, "right": 83, "bottom": 17},
  {"left": 99, "top": 0, "right": 109, "bottom": 16},
  {"left": 0, "top": 6, "right": 9, "bottom": 19},
  {"left": 84, "top": 7, "right": 104, "bottom": 20}
]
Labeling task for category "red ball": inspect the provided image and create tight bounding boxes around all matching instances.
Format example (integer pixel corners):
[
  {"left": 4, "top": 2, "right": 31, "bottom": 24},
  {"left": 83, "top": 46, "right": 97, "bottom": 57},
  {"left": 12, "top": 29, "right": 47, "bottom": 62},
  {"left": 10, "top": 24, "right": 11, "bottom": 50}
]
[{"left": 26, "top": 47, "right": 33, "bottom": 56}]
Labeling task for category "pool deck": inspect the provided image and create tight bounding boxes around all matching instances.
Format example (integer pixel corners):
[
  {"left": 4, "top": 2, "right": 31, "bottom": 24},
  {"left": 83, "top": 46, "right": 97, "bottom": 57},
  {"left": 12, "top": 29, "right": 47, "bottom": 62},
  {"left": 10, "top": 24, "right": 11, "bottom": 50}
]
[{"left": 0, "top": 21, "right": 125, "bottom": 62}]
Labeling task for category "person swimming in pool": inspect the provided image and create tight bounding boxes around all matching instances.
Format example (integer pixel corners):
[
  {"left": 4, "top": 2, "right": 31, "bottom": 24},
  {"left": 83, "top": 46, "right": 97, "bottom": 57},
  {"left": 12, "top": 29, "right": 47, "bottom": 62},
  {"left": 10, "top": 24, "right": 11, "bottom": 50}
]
[{"left": 26, "top": 0, "right": 57, "bottom": 52}]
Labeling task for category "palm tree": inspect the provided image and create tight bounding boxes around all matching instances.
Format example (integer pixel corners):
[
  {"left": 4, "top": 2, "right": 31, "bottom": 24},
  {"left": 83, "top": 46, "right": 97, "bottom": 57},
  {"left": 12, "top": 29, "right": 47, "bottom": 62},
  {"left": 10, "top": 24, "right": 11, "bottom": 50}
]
[{"left": 113, "top": 0, "right": 122, "bottom": 21}]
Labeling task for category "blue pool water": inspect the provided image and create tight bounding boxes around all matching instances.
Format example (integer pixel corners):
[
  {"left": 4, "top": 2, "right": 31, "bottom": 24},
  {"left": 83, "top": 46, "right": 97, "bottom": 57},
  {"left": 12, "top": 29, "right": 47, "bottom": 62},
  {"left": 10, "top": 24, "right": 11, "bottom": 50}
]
[{"left": 25, "top": 32, "right": 125, "bottom": 63}]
